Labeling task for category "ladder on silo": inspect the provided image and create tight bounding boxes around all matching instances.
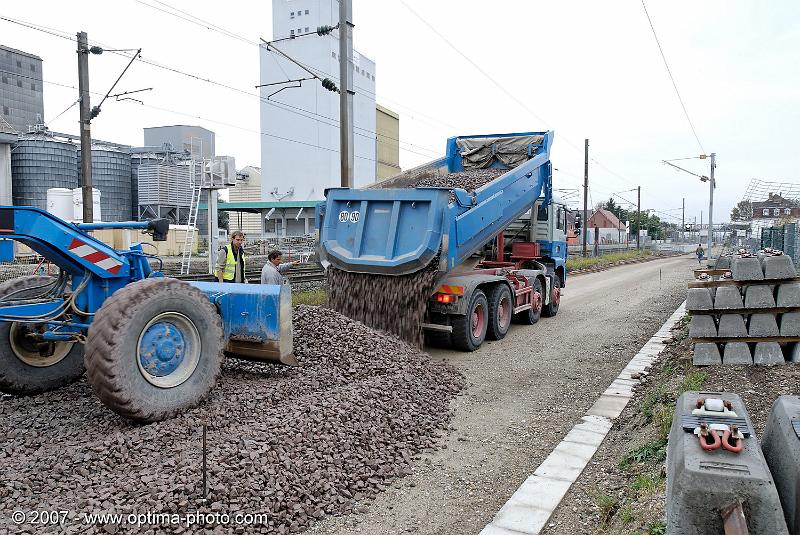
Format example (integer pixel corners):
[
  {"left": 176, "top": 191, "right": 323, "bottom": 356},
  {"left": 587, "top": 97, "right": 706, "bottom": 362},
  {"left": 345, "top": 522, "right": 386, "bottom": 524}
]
[{"left": 180, "top": 138, "right": 204, "bottom": 275}]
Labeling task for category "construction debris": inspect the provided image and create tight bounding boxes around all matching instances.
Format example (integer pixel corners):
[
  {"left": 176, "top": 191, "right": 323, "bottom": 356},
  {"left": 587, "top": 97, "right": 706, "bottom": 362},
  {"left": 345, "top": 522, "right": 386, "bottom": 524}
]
[{"left": 0, "top": 305, "right": 466, "bottom": 533}]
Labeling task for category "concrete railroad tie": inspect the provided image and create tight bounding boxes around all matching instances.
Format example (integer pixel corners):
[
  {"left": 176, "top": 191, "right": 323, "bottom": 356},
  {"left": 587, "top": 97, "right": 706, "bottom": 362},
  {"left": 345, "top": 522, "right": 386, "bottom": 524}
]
[
  {"left": 753, "top": 342, "right": 786, "bottom": 365},
  {"left": 744, "top": 284, "right": 776, "bottom": 308},
  {"left": 749, "top": 313, "right": 780, "bottom": 337},
  {"left": 666, "top": 391, "right": 789, "bottom": 535},
  {"left": 777, "top": 283, "right": 800, "bottom": 307},
  {"left": 689, "top": 315, "right": 717, "bottom": 339},
  {"left": 693, "top": 343, "right": 722, "bottom": 366},
  {"left": 763, "top": 254, "right": 797, "bottom": 280},
  {"left": 687, "top": 287, "right": 714, "bottom": 311},
  {"left": 718, "top": 314, "right": 747, "bottom": 338},
  {"left": 779, "top": 312, "right": 800, "bottom": 336},
  {"left": 760, "top": 395, "right": 800, "bottom": 535},
  {"left": 732, "top": 256, "right": 765, "bottom": 281},
  {"left": 714, "top": 286, "right": 743, "bottom": 310},
  {"left": 723, "top": 342, "right": 753, "bottom": 365}
]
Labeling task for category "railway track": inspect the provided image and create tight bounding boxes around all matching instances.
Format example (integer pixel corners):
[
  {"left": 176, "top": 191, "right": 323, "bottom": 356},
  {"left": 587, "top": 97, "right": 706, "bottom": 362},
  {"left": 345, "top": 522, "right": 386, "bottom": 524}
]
[{"left": 172, "top": 265, "right": 326, "bottom": 285}]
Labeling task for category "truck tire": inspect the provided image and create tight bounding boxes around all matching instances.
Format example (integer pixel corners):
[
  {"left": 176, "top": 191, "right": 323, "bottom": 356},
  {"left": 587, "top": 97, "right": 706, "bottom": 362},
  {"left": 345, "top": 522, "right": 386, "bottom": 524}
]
[
  {"left": 452, "top": 290, "right": 488, "bottom": 351},
  {"left": 487, "top": 284, "right": 513, "bottom": 340},
  {"left": 84, "top": 278, "right": 224, "bottom": 422},
  {"left": 514, "top": 278, "right": 543, "bottom": 325},
  {"left": 542, "top": 274, "right": 561, "bottom": 317},
  {"left": 425, "top": 312, "right": 452, "bottom": 348},
  {"left": 0, "top": 275, "right": 84, "bottom": 395}
]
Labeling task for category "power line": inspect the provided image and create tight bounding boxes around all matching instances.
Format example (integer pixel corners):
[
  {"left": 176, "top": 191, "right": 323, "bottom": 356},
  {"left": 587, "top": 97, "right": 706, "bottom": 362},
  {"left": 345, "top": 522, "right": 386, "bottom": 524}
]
[
  {"left": 395, "top": 1, "right": 663, "bottom": 198},
  {"left": 397, "top": 0, "right": 550, "bottom": 126},
  {"left": 46, "top": 98, "right": 80, "bottom": 125},
  {"left": 1, "top": 15, "right": 442, "bottom": 160},
  {"left": 640, "top": 0, "right": 706, "bottom": 155}
]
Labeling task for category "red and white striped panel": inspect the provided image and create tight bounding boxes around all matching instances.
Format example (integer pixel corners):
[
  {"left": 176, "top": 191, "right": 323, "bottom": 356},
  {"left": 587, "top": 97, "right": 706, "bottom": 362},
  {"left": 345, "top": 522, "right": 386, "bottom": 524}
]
[{"left": 68, "top": 239, "right": 123, "bottom": 274}]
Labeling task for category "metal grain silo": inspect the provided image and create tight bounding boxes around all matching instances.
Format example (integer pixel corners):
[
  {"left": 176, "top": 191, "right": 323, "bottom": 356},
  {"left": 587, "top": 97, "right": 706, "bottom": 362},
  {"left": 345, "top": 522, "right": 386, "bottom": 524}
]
[
  {"left": 130, "top": 152, "right": 161, "bottom": 221},
  {"left": 78, "top": 145, "right": 132, "bottom": 222},
  {"left": 11, "top": 135, "right": 79, "bottom": 210}
]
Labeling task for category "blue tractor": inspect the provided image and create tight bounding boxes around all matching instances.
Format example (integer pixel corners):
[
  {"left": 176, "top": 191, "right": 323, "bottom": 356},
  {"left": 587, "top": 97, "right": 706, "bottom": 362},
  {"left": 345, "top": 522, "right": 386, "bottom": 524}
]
[{"left": 0, "top": 208, "right": 294, "bottom": 422}]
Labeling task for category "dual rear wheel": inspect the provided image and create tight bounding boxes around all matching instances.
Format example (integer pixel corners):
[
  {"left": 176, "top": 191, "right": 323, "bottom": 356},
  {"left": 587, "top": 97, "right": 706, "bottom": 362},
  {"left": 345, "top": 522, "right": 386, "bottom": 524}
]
[{"left": 444, "top": 277, "right": 552, "bottom": 352}]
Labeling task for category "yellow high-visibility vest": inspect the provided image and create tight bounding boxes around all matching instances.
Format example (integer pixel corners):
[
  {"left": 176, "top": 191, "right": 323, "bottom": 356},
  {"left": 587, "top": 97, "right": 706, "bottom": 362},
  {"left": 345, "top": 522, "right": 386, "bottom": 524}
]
[{"left": 222, "top": 244, "right": 245, "bottom": 281}]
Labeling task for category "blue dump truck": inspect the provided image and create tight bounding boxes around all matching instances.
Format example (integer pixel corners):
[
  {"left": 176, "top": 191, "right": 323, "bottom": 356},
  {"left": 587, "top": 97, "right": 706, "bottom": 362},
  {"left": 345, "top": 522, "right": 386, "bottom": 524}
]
[{"left": 318, "top": 131, "right": 568, "bottom": 351}]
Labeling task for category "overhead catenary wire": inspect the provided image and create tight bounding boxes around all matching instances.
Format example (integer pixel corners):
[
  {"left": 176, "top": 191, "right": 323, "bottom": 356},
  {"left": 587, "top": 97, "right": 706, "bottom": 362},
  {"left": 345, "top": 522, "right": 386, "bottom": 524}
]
[
  {"left": 132, "top": 0, "right": 465, "bottom": 137},
  {"left": 0, "top": 14, "right": 442, "bottom": 160},
  {"left": 45, "top": 98, "right": 81, "bottom": 126},
  {"left": 640, "top": 0, "right": 706, "bottom": 155}
]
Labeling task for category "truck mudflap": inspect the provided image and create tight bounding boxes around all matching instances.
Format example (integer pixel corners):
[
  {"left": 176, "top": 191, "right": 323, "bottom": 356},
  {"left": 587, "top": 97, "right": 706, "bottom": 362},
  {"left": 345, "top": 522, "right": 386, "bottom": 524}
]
[{"left": 318, "top": 187, "right": 450, "bottom": 276}]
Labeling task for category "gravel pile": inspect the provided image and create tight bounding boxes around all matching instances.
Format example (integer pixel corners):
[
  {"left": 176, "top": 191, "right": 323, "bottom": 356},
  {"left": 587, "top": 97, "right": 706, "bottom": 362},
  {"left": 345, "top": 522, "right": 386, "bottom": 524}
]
[
  {"left": 0, "top": 306, "right": 464, "bottom": 534},
  {"left": 327, "top": 259, "right": 439, "bottom": 347},
  {"left": 375, "top": 168, "right": 506, "bottom": 201}
]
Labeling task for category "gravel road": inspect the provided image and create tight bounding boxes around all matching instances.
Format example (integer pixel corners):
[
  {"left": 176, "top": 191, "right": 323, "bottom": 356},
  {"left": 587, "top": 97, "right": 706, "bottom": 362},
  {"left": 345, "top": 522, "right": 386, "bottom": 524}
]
[{"left": 307, "top": 254, "right": 696, "bottom": 535}]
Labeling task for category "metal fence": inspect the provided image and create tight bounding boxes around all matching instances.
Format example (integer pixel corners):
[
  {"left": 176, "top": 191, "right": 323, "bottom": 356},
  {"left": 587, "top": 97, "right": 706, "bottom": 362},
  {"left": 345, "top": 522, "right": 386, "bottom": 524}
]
[{"left": 760, "top": 223, "right": 800, "bottom": 265}]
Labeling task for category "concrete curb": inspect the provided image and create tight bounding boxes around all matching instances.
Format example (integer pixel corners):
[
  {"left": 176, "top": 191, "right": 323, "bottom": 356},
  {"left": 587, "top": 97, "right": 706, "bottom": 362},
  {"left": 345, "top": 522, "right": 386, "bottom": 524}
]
[{"left": 480, "top": 302, "right": 687, "bottom": 535}]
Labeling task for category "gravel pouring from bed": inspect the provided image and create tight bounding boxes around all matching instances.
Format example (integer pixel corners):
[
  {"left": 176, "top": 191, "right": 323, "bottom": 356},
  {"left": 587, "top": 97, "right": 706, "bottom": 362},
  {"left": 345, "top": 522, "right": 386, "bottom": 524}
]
[{"left": 0, "top": 306, "right": 465, "bottom": 534}]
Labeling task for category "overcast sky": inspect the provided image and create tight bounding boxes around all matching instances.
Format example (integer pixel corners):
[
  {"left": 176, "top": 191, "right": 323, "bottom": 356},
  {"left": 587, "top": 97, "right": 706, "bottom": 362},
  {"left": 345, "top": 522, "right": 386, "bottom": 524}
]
[{"left": 2, "top": 1, "right": 799, "bottom": 226}]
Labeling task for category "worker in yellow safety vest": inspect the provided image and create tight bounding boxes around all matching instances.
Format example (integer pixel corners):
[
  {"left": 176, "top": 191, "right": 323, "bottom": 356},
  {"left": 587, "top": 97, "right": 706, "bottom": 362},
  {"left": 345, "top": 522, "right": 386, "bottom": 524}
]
[{"left": 216, "top": 230, "right": 247, "bottom": 283}]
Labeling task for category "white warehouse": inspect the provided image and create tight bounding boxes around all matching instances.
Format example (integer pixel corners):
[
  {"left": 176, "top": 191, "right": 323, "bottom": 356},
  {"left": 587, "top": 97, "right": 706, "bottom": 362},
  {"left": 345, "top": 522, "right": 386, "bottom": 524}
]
[{"left": 259, "top": 0, "right": 378, "bottom": 202}]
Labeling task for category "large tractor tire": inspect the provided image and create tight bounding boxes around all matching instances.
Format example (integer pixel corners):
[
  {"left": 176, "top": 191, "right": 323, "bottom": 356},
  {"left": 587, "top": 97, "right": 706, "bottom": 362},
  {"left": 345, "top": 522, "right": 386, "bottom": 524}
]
[
  {"left": 84, "top": 278, "right": 224, "bottom": 422},
  {"left": 514, "top": 278, "right": 543, "bottom": 325},
  {"left": 0, "top": 275, "right": 84, "bottom": 395},
  {"left": 542, "top": 274, "right": 562, "bottom": 318},
  {"left": 452, "top": 290, "right": 488, "bottom": 352},
  {"left": 487, "top": 284, "right": 513, "bottom": 341}
]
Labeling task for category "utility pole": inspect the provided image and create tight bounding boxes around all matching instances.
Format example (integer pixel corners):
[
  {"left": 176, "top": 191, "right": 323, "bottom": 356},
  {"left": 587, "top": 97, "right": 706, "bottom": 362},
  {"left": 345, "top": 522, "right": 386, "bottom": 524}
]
[
  {"left": 582, "top": 139, "right": 588, "bottom": 257},
  {"left": 636, "top": 186, "right": 641, "bottom": 250},
  {"left": 77, "top": 32, "right": 93, "bottom": 223},
  {"left": 339, "top": 0, "right": 354, "bottom": 187},
  {"left": 682, "top": 197, "right": 685, "bottom": 243},
  {"left": 707, "top": 153, "right": 716, "bottom": 258}
]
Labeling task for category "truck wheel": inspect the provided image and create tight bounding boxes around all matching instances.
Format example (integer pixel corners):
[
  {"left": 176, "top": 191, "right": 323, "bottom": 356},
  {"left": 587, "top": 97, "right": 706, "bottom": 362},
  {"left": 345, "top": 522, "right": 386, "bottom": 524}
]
[
  {"left": 543, "top": 274, "right": 561, "bottom": 317},
  {"left": 487, "top": 284, "right": 513, "bottom": 340},
  {"left": 514, "top": 278, "right": 543, "bottom": 325},
  {"left": 0, "top": 275, "right": 84, "bottom": 395},
  {"left": 85, "top": 278, "right": 224, "bottom": 422},
  {"left": 452, "top": 290, "right": 488, "bottom": 351}
]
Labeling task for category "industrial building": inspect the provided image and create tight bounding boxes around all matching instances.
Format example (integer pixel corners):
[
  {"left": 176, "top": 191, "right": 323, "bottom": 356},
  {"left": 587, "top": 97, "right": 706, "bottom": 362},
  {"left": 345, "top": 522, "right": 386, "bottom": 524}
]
[
  {"left": 143, "top": 125, "right": 214, "bottom": 160},
  {"left": 376, "top": 104, "right": 401, "bottom": 179},
  {"left": 0, "top": 45, "right": 44, "bottom": 134},
  {"left": 259, "top": 0, "right": 378, "bottom": 201}
]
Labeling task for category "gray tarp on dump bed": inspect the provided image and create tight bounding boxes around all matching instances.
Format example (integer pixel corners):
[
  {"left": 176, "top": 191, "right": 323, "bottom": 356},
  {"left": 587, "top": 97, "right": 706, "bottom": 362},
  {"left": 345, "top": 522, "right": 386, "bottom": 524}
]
[
  {"left": 456, "top": 135, "right": 543, "bottom": 170},
  {"left": 370, "top": 135, "right": 544, "bottom": 190}
]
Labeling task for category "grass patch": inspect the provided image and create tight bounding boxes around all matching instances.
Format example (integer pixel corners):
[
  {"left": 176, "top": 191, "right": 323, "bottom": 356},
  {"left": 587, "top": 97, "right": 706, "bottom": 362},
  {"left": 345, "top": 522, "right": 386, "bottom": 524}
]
[
  {"left": 641, "top": 384, "right": 668, "bottom": 420},
  {"left": 292, "top": 289, "right": 327, "bottom": 306},
  {"left": 593, "top": 490, "right": 619, "bottom": 525},
  {"left": 631, "top": 474, "right": 664, "bottom": 496},
  {"left": 679, "top": 369, "right": 707, "bottom": 393},
  {"left": 619, "top": 439, "right": 668, "bottom": 469},
  {"left": 645, "top": 520, "right": 666, "bottom": 535},
  {"left": 620, "top": 504, "right": 634, "bottom": 525},
  {"left": 566, "top": 249, "right": 653, "bottom": 272},
  {"left": 653, "top": 404, "right": 674, "bottom": 440}
]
